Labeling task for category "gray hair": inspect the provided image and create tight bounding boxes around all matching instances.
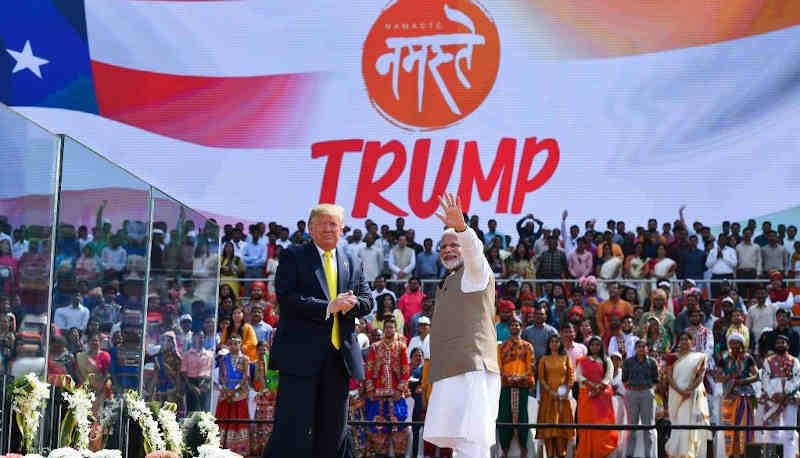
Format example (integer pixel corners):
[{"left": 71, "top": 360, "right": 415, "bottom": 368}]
[{"left": 440, "top": 227, "right": 458, "bottom": 244}]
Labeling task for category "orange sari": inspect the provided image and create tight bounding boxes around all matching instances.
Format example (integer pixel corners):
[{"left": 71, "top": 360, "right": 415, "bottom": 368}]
[{"left": 575, "top": 357, "right": 619, "bottom": 458}]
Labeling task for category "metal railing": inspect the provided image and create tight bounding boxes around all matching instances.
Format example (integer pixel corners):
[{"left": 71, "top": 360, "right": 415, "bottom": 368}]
[{"left": 214, "top": 418, "right": 800, "bottom": 458}]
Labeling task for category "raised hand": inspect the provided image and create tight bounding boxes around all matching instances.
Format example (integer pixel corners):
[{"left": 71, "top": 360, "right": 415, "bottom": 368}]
[
  {"left": 562, "top": 210, "right": 568, "bottom": 221},
  {"left": 435, "top": 192, "right": 467, "bottom": 231}
]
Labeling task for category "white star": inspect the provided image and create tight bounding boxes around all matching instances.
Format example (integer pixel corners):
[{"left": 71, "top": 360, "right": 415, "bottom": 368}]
[{"left": 6, "top": 40, "right": 50, "bottom": 79}]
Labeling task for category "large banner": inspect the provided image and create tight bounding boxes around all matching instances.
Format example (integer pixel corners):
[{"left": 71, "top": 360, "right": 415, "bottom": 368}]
[{"left": 3, "top": 0, "right": 800, "bottom": 237}]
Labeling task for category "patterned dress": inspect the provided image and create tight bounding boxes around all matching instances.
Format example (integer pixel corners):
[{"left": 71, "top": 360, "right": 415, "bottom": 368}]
[
  {"left": 718, "top": 353, "right": 757, "bottom": 457},
  {"left": 364, "top": 337, "right": 410, "bottom": 456},
  {"left": 249, "top": 353, "right": 278, "bottom": 457},
  {"left": 497, "top": 337, "right": 535, "bottom": 451},
  {"left": 216, "top": 353, "right": 250, "bottom": 456}
]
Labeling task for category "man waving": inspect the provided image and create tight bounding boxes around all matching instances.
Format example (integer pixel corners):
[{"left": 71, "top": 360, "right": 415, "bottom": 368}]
[{"left": 423, "top": 193, "right": 501, "bottom": 457}]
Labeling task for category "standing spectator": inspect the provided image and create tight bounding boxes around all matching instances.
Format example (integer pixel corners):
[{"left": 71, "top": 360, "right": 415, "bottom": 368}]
[
  {"left": 345, "top": 229, "right": 365, "bottom": 260},
  {"left": 100, "top": 235, "right": 127, "bottom": 280},
  {"left": 608, "top": 315, "right": 639, "bottom": 360},
  {"left": 358, "top": 234, "right": 384, "bottom": 283},
  {"left": 536, "top": 334, "right": 575, "bottom": 458},
  {"left": 596, "top": 283, "right": 633, "bottom": 338},
  {"left": 409, "top": 295, "right": 434, "bottom": 338},
  {"left": 484, "top": 219, "right": 505, "bottom": 248},
  {"left": 497, "top": 318, "right": 534, "bottom": 458},
  {"left": 596, "top": 231, "right": 624, "bottom": 262},
  {"left": 753, "top": 221, "right": 771, "bottom": 247},
  {"left": 679, "top": 234, "right": 706, "bottom": 284},
  {"left": 181, "top": 331, "right": 213, "bottom": 412},
  {"left": 746, "top": 284, "right": 777, "bottom": 344},
  {"left": 407, "top": 316, "right": 430, "bottom": 359},
  {"left": 468, "top": 215, "right": 485, "bottom": 244},
  {"left": 521, "top": 305, "right": 558, "bottom": 362},
  {"left": 369, "top": 275, "right": 396, "bottom": 315},
  {"left": 622, "top": 340, "right": 659, "bottom": 458},
  {"left": 597, "top": 244, "right": 623, "bottom": 300},
  {"left": 290, "top": 219, "right": 310, "bottom": 242},
  {"left": 762, "top": 231, "right": 789, "bottom": 275},
  {"left": 516, "top": 213, "right": 543, "bottom": 247},
  {"left": 389, "top": 235, "right": 416, "bottom": 280},
  {"left": 397, "top": 277, "right": 424, "bottom": 326},
  {"left": 759, "top": 334, "right": 799, "bottom": 458},
  {"left": 767, "top": 270, "right": 794, "bottom": 309},
  {"left": 575, "top": 336, "right": 618, "bottom": 458},
  {"left": 275, "top": 227, "right": 291, "bottom": 249},
  {"left": 242, "top": 230, "right": 267, "bottom": 291},
  {"left": 624, "top": 242, "right": 649, "bottom": 303},
  {"left": 560, "top": 210, "right": 580, "bottom": 255},
  {"left": 250, "top": 340, "right": 278, "bottom": 457},
  {"left": 736, "top": 228, "right": 762, "bottom": 299},
  {"left": 726, "top": 309, "right": 750, "bottom": 352},
  {"left": 706, "top": 234, "right": 737, "bottom": 298},
  {"left": 216, "top": 335, "right": 251, "bottom": 456},
  {"left": 715, "top": 332, "right": 758, "bottom": 458},
  {"left": 664, "top": 332, "right": 711, "bottom": 458},
  {"left": 568, "top": 237, "right": 593, "bottom": 280},
  {"left": 537, "top": 236, "right": 567, "bottom": 280},
  {"left": 364, "top": 316, "right": 410, "bottom": 458},
  {"left": 415, "top": 238, "right": 442, "bottom": 279},
  {"left": 495, "top": 300, "right": 516, "bottom": 343},
  {"left": 560, "top": 323, "right": 587, "bottom": 375},
  {"left": 761, "top": 309, "right": 800, "bottom": 357},
  {"left": 220, "top": 241, "right": 245, "bottom": 297},
  {"left": 685, "top": 309, "right": 715, "bottom": 369},
  {"left": 505, "top": 243, "right": 536, "bottom": 280},
  {"left": 249, "top": 304, "right": 273, "bottom": 343},
  {"left": 54, "top": 291, "right": 91, "bottom": 332},
  {"left": 221, "top": 306, "right": 258, "bottom": 361},
  {"left": 11, "top": 229, "right": 28, "bottom": 260}
]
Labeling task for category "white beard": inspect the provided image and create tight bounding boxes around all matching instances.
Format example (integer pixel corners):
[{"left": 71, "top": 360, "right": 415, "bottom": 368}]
[{"left": 442, "top": 257, "right": 463, "bottom": 271}]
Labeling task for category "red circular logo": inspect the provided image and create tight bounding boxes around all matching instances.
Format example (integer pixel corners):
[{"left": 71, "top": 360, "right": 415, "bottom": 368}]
[{"left": 362, "top": 0, "right": 500, "bottom": 130}]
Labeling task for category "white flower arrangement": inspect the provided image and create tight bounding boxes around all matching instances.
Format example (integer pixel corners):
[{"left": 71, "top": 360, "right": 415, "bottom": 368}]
[
  {"left": 23, "top": 454, "right": 45, "bottom": 458},
  {"left": 196, "top": 445, "right": 242, "bottom": 458},
  {"left": 46, "top": 448, "right": 83, "bottom": 458},
  {"left": 196, "top": 412, "right": 220, "bottom": 448},
  {"left": 154, "top": 403, "right": 183, "bottom": 454},
  {"left": 124, "top": 391, "right": 165, "bottom": 453},
  {"left": 61, "top": 387, "right": 96, "bottom": 450},
  {"left": 97, "top": 396, "right": 120, "bottom": 439},
  {"left": 88, "top": 450, "right": 121, "bottom": 458},
  {"left": 11, "top": 373, "right": 51, "bottom": 453}
]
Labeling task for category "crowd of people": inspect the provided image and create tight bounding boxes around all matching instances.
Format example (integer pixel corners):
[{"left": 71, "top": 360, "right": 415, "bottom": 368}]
[
  {"left": 1, "top": 203, "right": 800, "bottom": 458},
  {"left": 214, "top": 209, "right": 800, "bottom": 458}
]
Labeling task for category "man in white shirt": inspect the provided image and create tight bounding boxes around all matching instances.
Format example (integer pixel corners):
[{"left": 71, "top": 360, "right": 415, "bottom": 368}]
[
  {"left": 736, "top": 228, "right": 762, "bottom": 299},
  {"left": 783, "top": 225, "right": 797, "bottom": 252},
  {"left": 560, "top": 210, "right": 580, "bottom": 255},
  {"left": 77, "top": 226, "right": 93, "bottom": 251},
  {"left": 345, "top": 229, "right": 366, "bottom": 260},
  {"left": 358, "top": 234, "right": 383, "bottom": 283},
  {"left": 389, "top": 235, "right": 416, "bottom": 280},
  {"left": 407, "top": 316, "right": 431, "bottom": 359},
  {"left": 53, "top": 292, "right": 91, "bottom": 332},
  {"left": 746, "top": 284, "right": 778, "bottom": 344},
  {"left": 705, "top": 233, "right": 737, "bottom": 298},
  {"left": 275, "top": 227, "right": 291, "bottom": 249},
  {"left": 11, "top": 229, "right": 28, "bottom": 260},
  {"left": 101, "top": 236, "right": 127, "bottom": 277},
  {"left": 608, "top": 315, "right": 640, "bottom": 359}
]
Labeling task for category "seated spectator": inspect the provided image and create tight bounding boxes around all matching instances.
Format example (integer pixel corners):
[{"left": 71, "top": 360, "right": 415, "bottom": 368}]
[{"left": 761, "top": 309, "right": 800, "bottom": 357}]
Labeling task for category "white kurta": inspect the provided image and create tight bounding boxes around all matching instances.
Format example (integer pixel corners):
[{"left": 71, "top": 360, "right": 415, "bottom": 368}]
[{"left": 423, "top": 227, "right": 501, "bottom": 457}]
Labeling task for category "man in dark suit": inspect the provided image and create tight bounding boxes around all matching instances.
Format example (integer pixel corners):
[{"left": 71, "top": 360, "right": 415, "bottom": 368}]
[{"left": 264, "top": 203, "right": 373, "bottom": 458}]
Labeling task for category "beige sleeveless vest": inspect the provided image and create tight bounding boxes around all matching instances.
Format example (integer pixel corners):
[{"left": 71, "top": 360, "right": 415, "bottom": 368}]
[{"left": 428, "top": 267, "right": 499, "bottom": 385}]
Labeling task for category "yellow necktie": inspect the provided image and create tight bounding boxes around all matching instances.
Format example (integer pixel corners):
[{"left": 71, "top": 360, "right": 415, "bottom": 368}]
[{"left": 323, "top": 251, "right": 340, "bottom": 349}]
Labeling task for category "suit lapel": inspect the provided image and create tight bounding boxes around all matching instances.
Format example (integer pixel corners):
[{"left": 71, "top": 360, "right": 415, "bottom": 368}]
[
  {"left": 337, "top": 248, "right": 348, "bottom": 296},
  {"left": 309, "top": 243, "right": 330, "bottom": 301}
]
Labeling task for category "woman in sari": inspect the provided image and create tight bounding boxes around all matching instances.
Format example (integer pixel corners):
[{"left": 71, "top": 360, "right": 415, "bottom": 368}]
[
  {"left": 644, "top": 316, "right": 672, "bottom": 361},
  {"left": 250, "top": 341, "right": 278, "bottom": 457},
  {"left": 373, "top": 294, "right": 405, "bottom": 339},
  {"left": 219, "top": 241, "right": 245, "bottom": 296},
  {"left": 575, "top": 336, "right": 618, "bottom": 458},
  {"left": 76, "top": 332, "right": 111, "bottom": 451},
  {"left": 152, "top": 331, "right": 185, "bottom": 414},
  {"left": 536, "top": 335, "right": 575, "bottom": 458},
  {"left": 486, "top": 246, "right": 506, "bottom": 277},
  {"left": 596, "top": 245, "right": 622, "bottom": 301},
  {"left": 714, "top": 333, "right": 757, "bottom": 458},
  {"left": 217, "top": 335, "right": 251, "bottom": 456},
  {"left": 645, "top": 244, "right": 677, "bottom": 299},
  {"left": 624, "top": 242, "right": 650, "bottom": 304},
  {"left": 664, "top": 332, "right": 711, "bottom": 458}
]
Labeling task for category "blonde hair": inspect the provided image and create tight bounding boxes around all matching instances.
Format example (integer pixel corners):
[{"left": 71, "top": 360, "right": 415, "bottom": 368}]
[
  {"left": 308, "top": 203, "right": 345, "bottom": 224},
  {"left": 651, "top": 288, "right": 667, "bottom": 301}
]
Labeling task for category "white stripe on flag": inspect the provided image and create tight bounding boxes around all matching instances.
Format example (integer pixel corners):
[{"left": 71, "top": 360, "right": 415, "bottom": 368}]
[{"left": 84, "top": 0, "right": 369, "bottom": 76}]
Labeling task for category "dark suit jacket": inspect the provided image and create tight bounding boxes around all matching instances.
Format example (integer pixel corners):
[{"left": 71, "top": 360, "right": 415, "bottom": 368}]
[{"left": 269, "top": 242, "right": 373, "bottom": 379}]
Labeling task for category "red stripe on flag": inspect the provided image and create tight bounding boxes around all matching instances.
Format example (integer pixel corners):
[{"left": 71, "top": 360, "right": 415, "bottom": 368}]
[{"left": 91, "top": 61, "right": 323, "bottom": 148}]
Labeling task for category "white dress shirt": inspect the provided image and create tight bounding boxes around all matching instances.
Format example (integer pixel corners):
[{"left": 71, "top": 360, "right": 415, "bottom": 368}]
[
  {"left": 705, "top": 246, "right": 737, "bottom": 275},
  {"left": 608, "top": 332, "right": 639, "bottom": 359},
  {"left": 408, "top": 333, "right": 431, "bottom": 359}
]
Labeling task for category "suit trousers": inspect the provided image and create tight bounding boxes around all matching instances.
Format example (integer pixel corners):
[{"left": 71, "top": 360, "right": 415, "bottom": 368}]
[{"left": 263, "top": 345, "right": 350, "bottom": 458}]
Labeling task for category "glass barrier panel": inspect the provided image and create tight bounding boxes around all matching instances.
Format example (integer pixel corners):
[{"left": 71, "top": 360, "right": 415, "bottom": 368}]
[
  {"left": 0, "top": 105, "right": 60, "bottom": 453},
  {"left": 145, "top": 191, "right": 220, "bottom": 416},
  {"left": 51, "top": 135, "right": 150, "bottom": 450}
]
